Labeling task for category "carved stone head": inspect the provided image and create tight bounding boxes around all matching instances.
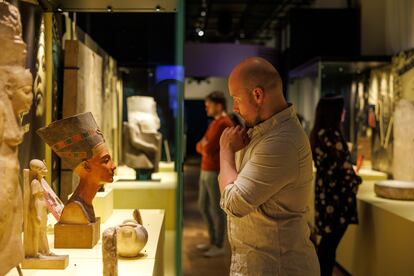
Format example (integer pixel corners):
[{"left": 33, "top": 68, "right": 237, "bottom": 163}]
[
  {"left": 29, "top": 159, "right": 48, "bottom": 177},
  {"left": 37, "top": 112, "right": 116, "bottom": 183},
  {"left": 0, "top": 66, "right": 33, "bottom": 115}
]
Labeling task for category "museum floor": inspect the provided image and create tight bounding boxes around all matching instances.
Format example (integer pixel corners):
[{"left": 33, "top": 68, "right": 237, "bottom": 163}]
[{"left": 182, "top": 157, "right": 349, "bottom": 276}]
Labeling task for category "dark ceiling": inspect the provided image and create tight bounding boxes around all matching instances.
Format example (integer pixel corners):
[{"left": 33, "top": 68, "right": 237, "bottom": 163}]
[
  {"left": 186, "top": 0, "right": 313, "bottom": 43},
  {"left": 76, "top": 13, "right": 176, "bottom": 67}
]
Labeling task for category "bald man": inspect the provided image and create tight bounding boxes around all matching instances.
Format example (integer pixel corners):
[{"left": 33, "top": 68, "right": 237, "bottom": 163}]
[{"left": 219, "top": 57, "right": 320, "bottom": 275}]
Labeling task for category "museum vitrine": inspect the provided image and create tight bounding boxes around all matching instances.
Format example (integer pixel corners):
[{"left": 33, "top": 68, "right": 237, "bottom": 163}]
[
  {"left": 0, "top": 0, "right": 184, "bottom": 275},
  {"left": 288, "top": 57, "right": 389, "bottom": 164}
]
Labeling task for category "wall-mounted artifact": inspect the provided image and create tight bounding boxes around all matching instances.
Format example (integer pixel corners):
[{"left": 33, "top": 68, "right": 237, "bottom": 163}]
[
  {"left": 37, "top": 112, "right": 116, "bottom": 248},
  {"left": 0, "top": 1, "right": 26, "bottom": 67},
  {"left": 0, "top": 1, "right": 33, "bottom": 274},
  {"left": 102, "top": 209, "right": 148, "bottom": 276},
  {"left": 123, "top": 96, "right": 162, "bottom": 180},
  {"left": 22, "top": 159, "right": 69, "bottom": 269},
  {"left": 367, "top": 68, "right": 396, "bottom": 175},
  {"left": 393, "top": 99, "right": 414, "bottom": 181}
]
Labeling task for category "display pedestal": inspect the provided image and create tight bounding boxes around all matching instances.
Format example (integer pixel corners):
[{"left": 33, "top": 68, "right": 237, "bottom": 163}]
[
  {"left": 159, "top": 162, "right": 174, "bottom": 172},
  {"left": 109, "top": 171, "right": 177, "bottom": 230},
  {"left": 54, "top": 218, "right": 100, "bottom": 248},
  {"left": 21, "top": 255, "right": 69, "bottom": 269},
  {"left": 7, "top": 210, "right": 165, "bottom": 276},
  {"left": 93, "top": 188, "right": 113, "bottom": 223},
  {"left": 337, "top": 181, "right": 414, "bottom": 276}
]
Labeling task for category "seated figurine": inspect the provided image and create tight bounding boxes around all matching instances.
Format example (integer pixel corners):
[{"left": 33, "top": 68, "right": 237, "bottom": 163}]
[
  {"left": 37, "top": 112, "right": 116, "bottom": 225},
  {"left": 123, "top": 96, "right": 162, "bottom": 180}
]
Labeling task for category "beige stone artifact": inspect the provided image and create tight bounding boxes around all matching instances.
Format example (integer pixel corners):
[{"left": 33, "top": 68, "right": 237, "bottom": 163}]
[
  {"left": 101, "top": 209, "right": 148, "bottom": 275},
  {"left": 375, "top": 180, "right": 414, "bottom": 200},
  {"left": 123, "top": 96, "right": 162, "bottom": 180},
  {"left": 117, "top": 209, "right": 148, "bottom": 258},
  {"left": 102, "top": 227, "right": 118, "bottom": 276},
  {"left": 0, "top": 2, "right": 33, "bottom": 273},
  {"left": 22, "top": 159, "right": 69, "bottom": 269},
  {"left": 0, "top": 1, "right": 26, "bottom": 67}
]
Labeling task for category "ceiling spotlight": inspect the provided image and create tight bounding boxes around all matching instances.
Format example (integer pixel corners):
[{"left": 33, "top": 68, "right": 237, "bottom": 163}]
[
  {"left": 107, "top": 6, "right": 112, "bottom": 12},
  {"left": 155, "top": 5, "right": 161, "bottom": 12},
  {"left": 57, "top": 7, "right": 63, "bottom": 13},
  {"left": 197, "top": 30, "right": 204, "bottom": 37},
  {"left": 201, "top": 10, "right": 206, "bottom": 17}
]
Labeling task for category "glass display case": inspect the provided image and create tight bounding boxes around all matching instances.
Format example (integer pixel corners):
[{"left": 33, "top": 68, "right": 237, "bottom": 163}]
[
  {"left": 288, "top": 57, "right": 389, "bottom": 164},
  {"left": 1, "top": 0, "right": 184, "bottom": 275}
]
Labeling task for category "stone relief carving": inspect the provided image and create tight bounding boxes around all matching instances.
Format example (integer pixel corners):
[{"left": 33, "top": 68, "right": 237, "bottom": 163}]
[{"left": 0, "top": 2, "right": 33, "bottom": 274}]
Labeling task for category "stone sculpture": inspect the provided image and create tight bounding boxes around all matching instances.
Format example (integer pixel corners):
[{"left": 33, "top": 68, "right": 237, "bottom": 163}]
[
  {"left": 0, "top": 1, "right": 33, "bottom": 274},
  {"left": 375, "top": 180, "right": 414, "bottom": 200},
  {"left": 37, "top": 112, "right": 116, "bottom": 248},
  {"left": 22, "top": 159, "right": 68, "bottom": 268},
  {"left": 102, "top": 227, "right": 118, "bottom": 276},
  {"left": 393, "top": 99, "right": 414, "bottom": 181},
  {"left": 102, "top": 209, "right": 148, "bottom": 276},
  {"left": 24, "top": 160, "right": 53, "bottom": 257},
  {"left": 117, "top": 209, "right": 148, "bottom": 258},
  {"left": 123, "top": 96, "right": 162, "bottom": 180}
]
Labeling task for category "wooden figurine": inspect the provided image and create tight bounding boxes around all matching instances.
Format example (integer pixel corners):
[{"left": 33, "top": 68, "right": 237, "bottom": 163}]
[
  {"left": 37, "top": 112, "right": 116, "bottom": 248},
  {"left": 22, "top": 159, "right": 69, "bottom": 269},
  {"left": 0, "top": 1, "right": 33, "bottom": 274}
]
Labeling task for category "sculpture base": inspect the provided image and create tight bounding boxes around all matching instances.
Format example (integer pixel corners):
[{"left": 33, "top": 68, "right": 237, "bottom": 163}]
[
  {"left": 375, "top": 180, "right": 414, "bottom": 200},
  {"left": 54, "top": 217, "right": 100, "bottom": 248},
  {"left": 21, "top": 255, "right": 69, "bottom": 269},
  {"left": 135, "top": 169, "right": 153, "bottom": 181}
]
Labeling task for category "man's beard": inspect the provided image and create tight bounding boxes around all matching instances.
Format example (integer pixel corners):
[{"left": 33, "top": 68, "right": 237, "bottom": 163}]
[{"left": 243, "top": 105, "right": 261, "bottom": 127}]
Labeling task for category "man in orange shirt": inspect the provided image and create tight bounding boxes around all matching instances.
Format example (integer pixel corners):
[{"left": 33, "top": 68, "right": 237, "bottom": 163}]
[{"left": 196, "top": 91, "right": 234, "bottom": 257}]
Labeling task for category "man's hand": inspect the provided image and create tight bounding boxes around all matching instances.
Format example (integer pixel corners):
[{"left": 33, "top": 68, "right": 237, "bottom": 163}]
[
  {"left": 219, "top": 126, "right": 249, "bottom": 193},
  {"left": 220, "top": 126, "right": 250, "bottom": 153}
]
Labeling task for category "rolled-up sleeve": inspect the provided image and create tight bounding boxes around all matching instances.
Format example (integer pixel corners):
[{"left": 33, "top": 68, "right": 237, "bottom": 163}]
[{"left": 220, "top": 138, "right": 299, "bottom": 218}]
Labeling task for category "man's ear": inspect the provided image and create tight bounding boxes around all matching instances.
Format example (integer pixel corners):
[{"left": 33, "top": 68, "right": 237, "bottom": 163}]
[{"left": 252, "top": 87, "right": 264, "bottom": 104}]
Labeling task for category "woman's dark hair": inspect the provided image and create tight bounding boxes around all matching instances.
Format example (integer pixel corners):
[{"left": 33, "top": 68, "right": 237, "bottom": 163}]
[
  {"left": 309, "top": 95, "right": 344, "bottom": 150},
  {"left": 205, "top": 91, "right": 227, "bottom": 110}
]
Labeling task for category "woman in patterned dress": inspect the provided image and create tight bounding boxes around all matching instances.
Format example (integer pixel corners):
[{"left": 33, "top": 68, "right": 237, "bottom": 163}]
[{"left": 310, "top": 96, "right": 362, "bottom": 276}]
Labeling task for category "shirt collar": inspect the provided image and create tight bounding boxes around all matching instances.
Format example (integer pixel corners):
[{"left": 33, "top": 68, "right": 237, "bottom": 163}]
[{"left": 247, "top": 103, "right": 296, "bottom": 136}]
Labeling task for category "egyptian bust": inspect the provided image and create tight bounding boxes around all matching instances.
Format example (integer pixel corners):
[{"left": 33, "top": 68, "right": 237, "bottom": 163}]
[{"left": 37, "top": 112, "right": 116, "bottom": 224}]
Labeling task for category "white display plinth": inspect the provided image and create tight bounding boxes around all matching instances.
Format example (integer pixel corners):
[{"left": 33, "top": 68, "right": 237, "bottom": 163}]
[
  {"left": 8, "top": 209, "right": 165, "bottom": 276},
  {"left": 159, "top": 162, "right": 174, "bottom": 172},
  {"left": 92, "top": 188, "right": 114, "bottom": 223},
  {"left": 337, "top": 181, "right": 414, "bottom": 276},
  {"left": 109, "top": 166, "right": 177, "bottom": 231}
]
